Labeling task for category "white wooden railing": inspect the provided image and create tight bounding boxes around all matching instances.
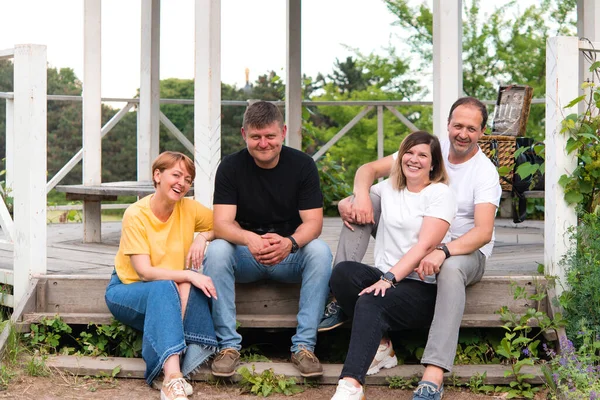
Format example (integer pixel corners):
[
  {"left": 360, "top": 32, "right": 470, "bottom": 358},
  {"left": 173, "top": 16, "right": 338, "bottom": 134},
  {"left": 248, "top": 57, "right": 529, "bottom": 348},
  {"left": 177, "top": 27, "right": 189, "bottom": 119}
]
[{"left": 0, "top": 37, "right": 584, "bottom": 309}]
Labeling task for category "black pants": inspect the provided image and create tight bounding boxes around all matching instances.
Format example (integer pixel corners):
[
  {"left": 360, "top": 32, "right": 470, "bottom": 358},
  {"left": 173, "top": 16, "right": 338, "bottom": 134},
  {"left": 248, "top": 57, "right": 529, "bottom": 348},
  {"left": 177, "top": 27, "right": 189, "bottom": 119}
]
[{"left": 330, "top": 261, "right": 437, "bottom": 385}]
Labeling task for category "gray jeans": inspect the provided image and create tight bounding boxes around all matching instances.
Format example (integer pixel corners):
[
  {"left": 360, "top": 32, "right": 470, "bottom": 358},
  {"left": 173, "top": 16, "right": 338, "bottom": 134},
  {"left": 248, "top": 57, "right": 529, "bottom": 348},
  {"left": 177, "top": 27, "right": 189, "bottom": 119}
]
[{"left": 334, "top": 192, "right": 486, "bottom": 372}]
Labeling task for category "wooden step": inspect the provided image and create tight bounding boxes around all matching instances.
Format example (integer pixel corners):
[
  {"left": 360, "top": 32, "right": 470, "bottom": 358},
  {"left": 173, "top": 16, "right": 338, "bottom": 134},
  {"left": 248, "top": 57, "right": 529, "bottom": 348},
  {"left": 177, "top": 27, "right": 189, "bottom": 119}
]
[
  {"left": 19, "top": 275, "right": 547, "bottom": 329},
  {"left": 18, "top": 312, "right": 536, "bottom": 331},
  {"left": 46, "top": 355, "right": 544, "bottom": 385}
]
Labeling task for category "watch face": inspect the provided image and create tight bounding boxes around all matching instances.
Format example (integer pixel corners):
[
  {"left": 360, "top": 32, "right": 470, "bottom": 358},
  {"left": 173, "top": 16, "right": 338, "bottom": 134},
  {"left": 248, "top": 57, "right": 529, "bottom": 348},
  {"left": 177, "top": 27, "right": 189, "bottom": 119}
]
[{"left": 383, "top": 272, "right": 396, "bottom": 283}]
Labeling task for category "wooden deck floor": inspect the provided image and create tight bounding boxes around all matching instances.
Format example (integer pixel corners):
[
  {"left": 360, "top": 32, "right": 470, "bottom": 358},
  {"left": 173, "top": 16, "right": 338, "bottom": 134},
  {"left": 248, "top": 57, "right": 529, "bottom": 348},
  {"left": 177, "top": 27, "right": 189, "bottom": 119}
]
[{"left": 0, "top": 217, "right": 544, "bottom": 277}]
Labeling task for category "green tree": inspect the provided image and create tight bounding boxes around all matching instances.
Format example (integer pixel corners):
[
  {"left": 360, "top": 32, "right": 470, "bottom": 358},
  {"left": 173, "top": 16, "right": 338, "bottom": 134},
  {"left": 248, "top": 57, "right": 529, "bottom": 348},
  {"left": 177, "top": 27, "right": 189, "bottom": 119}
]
[{"left": 383, "top": 0, "right": 576, "bottom": 140}]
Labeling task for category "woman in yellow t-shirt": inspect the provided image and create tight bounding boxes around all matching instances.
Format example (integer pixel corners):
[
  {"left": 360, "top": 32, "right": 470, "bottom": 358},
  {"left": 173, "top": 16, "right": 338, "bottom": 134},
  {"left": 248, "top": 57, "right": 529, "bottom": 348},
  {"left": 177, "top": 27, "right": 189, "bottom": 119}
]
[{"left": 105, "top": 151, "right": 217, "bottom": 400}]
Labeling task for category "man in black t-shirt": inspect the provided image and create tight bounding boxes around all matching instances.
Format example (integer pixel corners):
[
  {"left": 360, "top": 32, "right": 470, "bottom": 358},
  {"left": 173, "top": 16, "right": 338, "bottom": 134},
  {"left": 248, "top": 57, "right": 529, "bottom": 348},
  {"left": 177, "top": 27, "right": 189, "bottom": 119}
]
[{"left": 204, "top": 101, "right": 333, "bottom": 378}]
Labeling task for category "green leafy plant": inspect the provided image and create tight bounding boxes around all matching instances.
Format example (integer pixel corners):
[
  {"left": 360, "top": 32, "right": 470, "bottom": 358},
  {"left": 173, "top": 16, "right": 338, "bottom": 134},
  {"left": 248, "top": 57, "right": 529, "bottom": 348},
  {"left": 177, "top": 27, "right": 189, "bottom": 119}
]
[
  {"left": 24, "top": 316, "right": 74, "bottom": 354},
  {"left": 386, "top": 375, "right": 418, "bottom": 390},
  {"left": 25, "top": 354, "right": 50, "bottom": 377},
  {"left": 558, "top": 64, "right": 600, "bottom": 214},
  {"left": 466, "top": 372, "right": 496, "bottom": 395},
  {"left": 494, "top": 281, "right": 566, "bottom": 399},
  {"left": 240, "top": 345, "right": 271, "bottom": 363},
  {"left": 77, "top": 320, "right": 142, "bottom": 358},
  {"left": 559, "top": 212, "right": 600, "bottom": 338},
  {"left": 238, "top": 365, "right": 303, "bottom": 397},
  {"left": 316, "top": 153, "right": 353, "bottom": 215},
  {"left": 454, "top": 329, "right": 501, "bottom": 365},
  {"left": 541, "top": 328, "right": 600, "bottom": 399}
]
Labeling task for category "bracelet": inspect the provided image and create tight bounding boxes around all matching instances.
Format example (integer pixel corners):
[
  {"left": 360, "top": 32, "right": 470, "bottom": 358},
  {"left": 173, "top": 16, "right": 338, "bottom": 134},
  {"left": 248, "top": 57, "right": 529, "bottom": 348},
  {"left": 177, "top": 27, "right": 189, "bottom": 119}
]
[{"left": 380, "top": 276, "right": 396, "bottom": 288}]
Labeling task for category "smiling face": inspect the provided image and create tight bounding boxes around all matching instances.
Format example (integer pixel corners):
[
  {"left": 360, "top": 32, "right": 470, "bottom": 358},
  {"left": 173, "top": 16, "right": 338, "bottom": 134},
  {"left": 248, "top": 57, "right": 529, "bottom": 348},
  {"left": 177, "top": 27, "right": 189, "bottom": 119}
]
[
  {"left": 400, "top": 143, "right": 433, "bottom": 189},
  {"left": 153, "top": 160, "right": 193, "bottom": 202},
  {"left": 241, "top": 122, "right": 287, "bottom": 169},
  {"left": 447, "top": 105, "right": 485, "bottom": 163}
]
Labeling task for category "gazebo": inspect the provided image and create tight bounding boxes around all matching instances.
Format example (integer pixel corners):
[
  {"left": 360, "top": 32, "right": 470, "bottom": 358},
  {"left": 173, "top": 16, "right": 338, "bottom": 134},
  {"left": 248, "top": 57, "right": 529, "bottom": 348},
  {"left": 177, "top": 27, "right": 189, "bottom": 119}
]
[{"left": 0, "top": 0, "right": 598, "bottom": 333}]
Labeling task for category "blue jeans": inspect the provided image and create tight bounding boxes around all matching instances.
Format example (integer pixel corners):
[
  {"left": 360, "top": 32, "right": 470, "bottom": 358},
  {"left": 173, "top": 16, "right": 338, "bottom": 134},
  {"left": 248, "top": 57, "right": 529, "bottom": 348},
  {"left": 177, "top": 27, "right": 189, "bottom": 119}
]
[
  {"left": 105, "top": 271, "right": 217, "bottom": 385},
  {"left": 203, "top": 238, "right": 332, "bottom": 353}
]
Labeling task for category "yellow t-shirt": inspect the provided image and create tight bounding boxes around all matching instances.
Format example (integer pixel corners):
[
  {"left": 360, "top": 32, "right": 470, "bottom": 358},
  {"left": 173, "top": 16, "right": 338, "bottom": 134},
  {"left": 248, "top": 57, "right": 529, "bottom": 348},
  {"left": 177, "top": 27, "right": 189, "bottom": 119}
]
[{"left": 115, "top": 195, "right": 213, "bottom": 284}]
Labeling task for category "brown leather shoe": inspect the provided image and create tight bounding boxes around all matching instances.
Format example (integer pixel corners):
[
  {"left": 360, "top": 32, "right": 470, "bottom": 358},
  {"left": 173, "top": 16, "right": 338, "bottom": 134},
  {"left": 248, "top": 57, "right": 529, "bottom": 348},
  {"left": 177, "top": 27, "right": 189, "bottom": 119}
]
[
  {"left": 291, "top": 348, "right": 323, "bottom": 377},
  {"left": 211, "top": 348, "right": 241, "bottom": 377}
]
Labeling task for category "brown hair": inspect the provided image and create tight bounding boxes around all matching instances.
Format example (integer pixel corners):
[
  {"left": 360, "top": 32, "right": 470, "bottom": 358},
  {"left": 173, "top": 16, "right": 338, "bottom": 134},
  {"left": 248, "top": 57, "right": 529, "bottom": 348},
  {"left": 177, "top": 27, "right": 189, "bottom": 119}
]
[
  {"left": 151, "top": 151, "right": 195, "bottom": 187},
  {"left": 390, "top": 131, "right": 449, "bottom": 190},
  {"left": 243, "top": 101, "right": 284, "bottom": 131},
  {"left": 447, "top": 96, "right": 488, "bottom": 130}
]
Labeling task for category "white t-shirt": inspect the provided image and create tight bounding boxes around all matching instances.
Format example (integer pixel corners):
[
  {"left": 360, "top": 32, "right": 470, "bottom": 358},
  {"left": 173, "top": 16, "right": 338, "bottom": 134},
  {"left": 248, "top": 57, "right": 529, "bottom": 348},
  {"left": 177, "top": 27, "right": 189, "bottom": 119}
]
[
  {"left": 372, "top": 180, "right": 456, "bottom": 284},
  {"left": 391, "top": 139, "right": 501, "bottom": 258},
  {"left": 441, "top": 140, "right": 501, "bottom": 257}
]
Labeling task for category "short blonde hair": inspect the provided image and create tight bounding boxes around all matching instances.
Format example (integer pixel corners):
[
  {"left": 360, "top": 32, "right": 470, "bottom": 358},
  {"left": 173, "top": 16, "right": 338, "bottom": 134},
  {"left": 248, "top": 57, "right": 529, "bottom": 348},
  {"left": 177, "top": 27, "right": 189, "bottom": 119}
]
[
  {"left": 151, "top": 151, "right": 195, "bottom": 187},
  {"left": 390, "top": 130, "right": 449, "bottom": 190}
]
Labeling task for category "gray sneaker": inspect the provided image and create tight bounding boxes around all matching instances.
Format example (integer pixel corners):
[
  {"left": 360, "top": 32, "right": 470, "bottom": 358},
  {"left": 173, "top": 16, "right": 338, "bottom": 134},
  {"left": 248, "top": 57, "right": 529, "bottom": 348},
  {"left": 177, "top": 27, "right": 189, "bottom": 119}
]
[
  {"left": 413, "top": 381, "right": 444, "bottom": 400},
  {"left": 291, "top": 348, "right": 323, "bottom": 377},
  {"left": 317, "top": 300, "right": 347, "bottom": 332}
]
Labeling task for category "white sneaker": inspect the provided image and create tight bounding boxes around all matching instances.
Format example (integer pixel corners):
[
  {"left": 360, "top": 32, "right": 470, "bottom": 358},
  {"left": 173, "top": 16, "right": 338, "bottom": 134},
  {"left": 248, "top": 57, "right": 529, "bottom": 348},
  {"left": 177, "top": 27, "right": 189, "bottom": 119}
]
[
  {"left": 331, "top": 379, "right": 366, "bottom": 400},
  {"left": 160, "top": 373, "right": 188, "bottom": 400},
  {"left": 366, "top": 340, "right": 398, "bottom": 375},
  {"left": 153, "top": 376, "right": 193, "bottom": 396}
]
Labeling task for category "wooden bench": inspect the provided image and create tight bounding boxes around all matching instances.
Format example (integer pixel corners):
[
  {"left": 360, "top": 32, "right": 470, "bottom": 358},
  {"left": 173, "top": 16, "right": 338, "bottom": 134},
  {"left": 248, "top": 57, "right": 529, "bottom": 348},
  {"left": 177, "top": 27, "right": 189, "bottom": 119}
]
[
  {"left": 16, "top": 275, "right": 549, "bottom": 331},
  {"left": 55, "top": 181, "right": 194, "bottom": 243}
]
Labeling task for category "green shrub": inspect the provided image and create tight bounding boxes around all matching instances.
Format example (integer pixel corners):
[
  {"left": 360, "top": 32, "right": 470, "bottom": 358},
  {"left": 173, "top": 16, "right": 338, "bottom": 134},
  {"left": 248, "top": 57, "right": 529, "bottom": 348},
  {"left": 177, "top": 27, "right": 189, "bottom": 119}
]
[
  {"left": 559, "top": 211, "right": 600, "bottom": 339},
  {"left": 317, "top": 153, "right": 352, "bottom": 215}
]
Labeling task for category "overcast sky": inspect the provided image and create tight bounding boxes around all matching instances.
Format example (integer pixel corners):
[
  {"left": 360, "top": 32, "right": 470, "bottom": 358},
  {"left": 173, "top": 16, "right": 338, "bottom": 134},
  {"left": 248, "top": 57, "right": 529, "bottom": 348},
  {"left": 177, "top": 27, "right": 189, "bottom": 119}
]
[
  {"left": 0, "top": 0, "right": 401, "bottom": 99},
  {"left": 0, "top": 0, "right": 555, "bottom": 101}
]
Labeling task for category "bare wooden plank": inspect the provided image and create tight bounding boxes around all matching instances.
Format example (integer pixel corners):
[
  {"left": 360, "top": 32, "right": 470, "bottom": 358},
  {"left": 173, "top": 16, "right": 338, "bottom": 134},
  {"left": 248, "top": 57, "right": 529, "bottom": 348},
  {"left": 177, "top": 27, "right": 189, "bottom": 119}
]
[
  {"left": 19, "top": 312, "right": 113, "bottom": 326},
  {"left": 45, "top": 356, "right": 543, "bottom": 385},
  {"left": 43, "top": 278, "right": 109, "bottom": 313},
  {"left": 237, "top": 314, "right": 298, "bottom": 328}
]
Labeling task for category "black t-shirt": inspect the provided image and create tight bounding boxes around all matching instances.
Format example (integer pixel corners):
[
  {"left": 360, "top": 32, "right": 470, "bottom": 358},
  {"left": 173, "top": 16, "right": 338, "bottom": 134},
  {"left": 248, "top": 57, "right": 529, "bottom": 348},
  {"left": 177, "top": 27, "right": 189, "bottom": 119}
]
[{"left": 214, "top": 146, "right": 323, "bottom": 237}]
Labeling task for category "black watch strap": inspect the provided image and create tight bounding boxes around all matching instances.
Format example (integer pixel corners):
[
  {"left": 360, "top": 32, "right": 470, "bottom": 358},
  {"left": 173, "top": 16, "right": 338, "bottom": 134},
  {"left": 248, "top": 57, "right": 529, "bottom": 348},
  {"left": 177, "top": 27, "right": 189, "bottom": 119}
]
[
  {"left": 436, "top": 244, "right": 451, "bottom": 259},
  {"left": 287, "top": 236, "right": 299, "bottom": 253}
]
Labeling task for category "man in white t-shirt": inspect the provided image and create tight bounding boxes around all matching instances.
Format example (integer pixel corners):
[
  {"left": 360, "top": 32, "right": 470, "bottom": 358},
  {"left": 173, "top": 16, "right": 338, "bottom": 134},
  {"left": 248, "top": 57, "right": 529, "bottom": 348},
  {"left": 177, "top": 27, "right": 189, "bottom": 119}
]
[{"left": 321, "top": 97, "right": 501, "bottom": 400}]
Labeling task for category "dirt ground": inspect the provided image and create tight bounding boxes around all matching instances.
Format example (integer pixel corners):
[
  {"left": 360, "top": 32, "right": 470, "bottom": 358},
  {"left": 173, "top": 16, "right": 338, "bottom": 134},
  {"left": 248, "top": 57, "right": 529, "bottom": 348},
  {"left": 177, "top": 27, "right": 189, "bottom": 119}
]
[{"left": 0, "top": 371, "right": 550, "bottom": 400}]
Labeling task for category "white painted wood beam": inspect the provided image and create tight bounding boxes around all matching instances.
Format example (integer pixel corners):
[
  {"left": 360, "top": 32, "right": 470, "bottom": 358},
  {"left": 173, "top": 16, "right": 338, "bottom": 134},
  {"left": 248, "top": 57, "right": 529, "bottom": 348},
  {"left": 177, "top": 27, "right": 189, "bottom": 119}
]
[
  {"left": 577, "top": 0, "right": 600, "bottom": 41},
  {"left": 433, "top": 0, "right": 462, "bottom": 139},
  {"left": 544, "top": 37, "right": 579, "bottom": 294},
  {"left": 577, "top": 0, "right": 600, "bottom": 113},
  {"left": 139, "top": 0, "right": 161, "bottom": 181},
  {"left": 194, "top": 0, "right": 221, "bottom": 207},
  {"left": 12, "top": 44, "right": 47, "bottom": 305},
  {"left": 83, "top": 0, "right": 102, "bottom": 243},
  {"left": 286, "top": 0, "right": 302, "bottom": 150},
  {"left": 5, "top": 99, "right": 13, "bottom": 192}
]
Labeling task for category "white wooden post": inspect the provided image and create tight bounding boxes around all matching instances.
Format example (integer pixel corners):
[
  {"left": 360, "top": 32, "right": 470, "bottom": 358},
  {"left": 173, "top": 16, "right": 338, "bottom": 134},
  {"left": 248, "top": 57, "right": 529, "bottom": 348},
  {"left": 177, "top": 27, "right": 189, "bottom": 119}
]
[
  {"left": 194, "top": 0, "right": 221, "bottom": 207},
  {"left": 433, "top": 0, "right": 462, "bottom": 139},
  {"left": 83, "top": 0, "right": 102, "bottom": 243},
  {"left": 12, "top": 44, "right": 47, "bottom": 305},
  {"left": 545, "top": 36, "right": 579, "bottom": 294},
  {"left": 139, "top": 0, "right": 161, "bottom": 180},
  {"left": 286, "top": 0, "right": 302, "bottom": 150},
  {"left": 577, "top": 0, "right": 600, "bottom": 113},
  {"left": 5, "top": 99, "right": 14, "bottom": 192}
]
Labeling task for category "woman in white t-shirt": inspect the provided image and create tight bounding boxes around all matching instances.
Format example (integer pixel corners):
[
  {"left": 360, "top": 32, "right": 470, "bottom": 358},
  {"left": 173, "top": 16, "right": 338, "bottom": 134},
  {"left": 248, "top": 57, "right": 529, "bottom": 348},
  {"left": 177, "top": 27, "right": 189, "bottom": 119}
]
[{"left": 330, "top": 131, "right": 457, "bottom": 400}]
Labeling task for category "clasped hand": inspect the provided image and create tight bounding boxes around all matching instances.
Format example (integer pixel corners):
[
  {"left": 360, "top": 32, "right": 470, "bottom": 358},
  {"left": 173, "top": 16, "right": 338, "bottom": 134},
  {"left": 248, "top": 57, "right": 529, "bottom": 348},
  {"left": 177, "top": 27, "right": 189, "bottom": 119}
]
[
  {"left": 414, "top": 250, "right": 445, "bottom": 280},
  {"left": 339, "top": 194, "right": 375, "bottom": 230},
  {"left": 247, "top": 232, "right": 290, "bottom": 266}
]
